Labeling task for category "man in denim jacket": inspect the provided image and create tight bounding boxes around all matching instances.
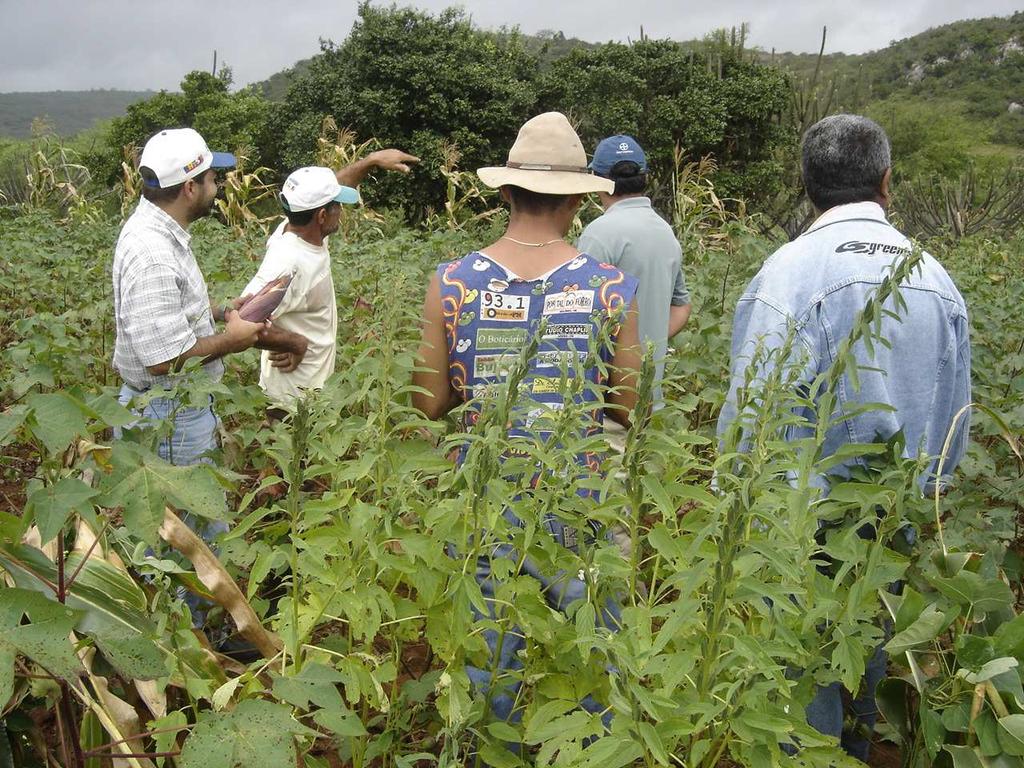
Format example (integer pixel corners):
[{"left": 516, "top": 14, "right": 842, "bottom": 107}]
[{"left": 717, "top": 114, "right": 971, "bottom": 759}]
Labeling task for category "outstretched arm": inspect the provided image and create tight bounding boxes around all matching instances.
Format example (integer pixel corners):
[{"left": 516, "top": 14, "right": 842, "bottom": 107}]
[{"left": 336, "top": 149, "right": 421, "bottom": 188}]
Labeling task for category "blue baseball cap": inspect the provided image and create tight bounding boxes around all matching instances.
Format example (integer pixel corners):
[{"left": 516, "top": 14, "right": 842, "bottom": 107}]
[{"left": 590, "top": 135, "right": 647, "bottom": 177}]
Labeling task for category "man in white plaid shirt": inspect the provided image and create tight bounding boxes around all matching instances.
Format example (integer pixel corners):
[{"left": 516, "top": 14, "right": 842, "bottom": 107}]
[{"left": 112, "top": 128, "right": 268, "bottom": 466}]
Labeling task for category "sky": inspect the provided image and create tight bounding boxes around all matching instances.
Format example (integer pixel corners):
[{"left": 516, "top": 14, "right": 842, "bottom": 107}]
[{"left": 2, "top": 0, "right": 1021, "bottom": 93}]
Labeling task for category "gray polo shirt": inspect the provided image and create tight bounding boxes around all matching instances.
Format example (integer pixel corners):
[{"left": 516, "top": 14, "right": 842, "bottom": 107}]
[{"left": 578, "top": 196, "right": 691, "bottom": 405}]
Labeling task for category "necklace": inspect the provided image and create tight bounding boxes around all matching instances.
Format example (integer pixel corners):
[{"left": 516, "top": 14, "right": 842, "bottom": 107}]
[{"left": 500, "top": 235, "right": 564, "bottom": 248}]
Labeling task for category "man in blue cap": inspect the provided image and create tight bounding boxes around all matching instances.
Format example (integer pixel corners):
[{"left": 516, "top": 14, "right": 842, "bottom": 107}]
[{"left": 578, "top": 135, "right": 691, "bottom": 423}]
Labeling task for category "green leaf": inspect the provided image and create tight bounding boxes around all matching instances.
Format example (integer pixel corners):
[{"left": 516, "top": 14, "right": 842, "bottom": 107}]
[
  {"left": 0, "top": 543, "right": 164, "bottom": 679},
  {"left": 957, "top": 634, "right": 997, "bottom": 671},
  {"left": 0, "top": 588, "right": 82, "bottom": 680},
  {"left": 994, "top": 615, "right": 1024, "bottom": 659},
  {"left": 484, "top": 721, "right": 521, "bottom": 743},
  {"left": 638, "top": 721, "right": 670, "bottom": 766},
  {"left": 999, "top": 715, "right": 1024, "bottom": 757},
  {"left": 26, "top": 392, "right": 91, "bottom": 454},
  {"left": 921, "top": 707, "right": 946, "bottom": 759},
  {"left": 26, "top": 477, "right": 98, "bottom": 545},
  {"left": 877, "top": 678, "right": 912, "bottom": 742},
  {"left": 932, "top": 550, "right": 975, "bottom": 578},
  {"left": 0, "top": 405, "right": 29, "bottom": 446},
  {"left": 958, "top": 657, "right": 1018, "bottom": 684},
  {"left": 178, "top": 700, "right": 314, "bottom": 768},
  {"left": 271, "top": 662, "right": 345, "bottom": 711},
  {"left": 978, "top": 711, "right": 1003, "bottom": 757},
  {"left": 928, "top": 571, "right": 1014, "bottom": 618},
  {"left": 944, "top": 745, "right": 987, "bottom": 768},
  {"left": 524, "top": 699, "right": 576, "bottom": 744},
  {"left": 313, "top": 709, "right": 368, "bottom": 738},
  {"left": 886, "top": 603, "right": 946, "bottom": 654},
  {"left": 832, "top": 630, "right": 866, "bottom": 692},
  {"left": 96, "top": 443, "right": 229, "bottom": 542}
]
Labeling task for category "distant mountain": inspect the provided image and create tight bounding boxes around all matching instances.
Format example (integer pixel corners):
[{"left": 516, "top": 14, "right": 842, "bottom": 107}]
[
  {"left": 0, "top": 90, "right": 155, "bottom": 138},
  {"left": 766, "top": 11, "right": 1024, "bottom": 119}
]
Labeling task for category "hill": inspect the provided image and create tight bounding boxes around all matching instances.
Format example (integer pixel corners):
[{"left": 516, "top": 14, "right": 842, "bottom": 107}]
[{"left": 0, "top": 90, "right": 155, "bottom": 138}]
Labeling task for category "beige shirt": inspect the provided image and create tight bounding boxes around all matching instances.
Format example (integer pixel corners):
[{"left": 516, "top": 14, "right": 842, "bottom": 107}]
[{"left": 243, "top": 219, "right": 337, "bottom": 406}]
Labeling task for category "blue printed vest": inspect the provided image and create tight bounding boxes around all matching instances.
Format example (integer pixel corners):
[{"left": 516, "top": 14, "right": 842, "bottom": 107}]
[{"left": 438, "top": 251, "right": 638, "bottom": 478}]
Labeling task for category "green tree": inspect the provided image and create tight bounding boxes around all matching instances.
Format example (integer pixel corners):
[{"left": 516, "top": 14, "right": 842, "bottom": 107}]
[
  {"left": 101, "top": 69, "right": 271, "bottom": 185},
  {"left": 265, "top": 3, "right": 538, "bottom": 215},
  {"left": 536, "top": 39, "right": 792, "bottom": 204}
]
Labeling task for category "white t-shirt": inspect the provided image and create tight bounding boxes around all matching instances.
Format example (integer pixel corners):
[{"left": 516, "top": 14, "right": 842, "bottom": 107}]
[{"left": 243, "top": 219, "right": 337, "bottom": 406}]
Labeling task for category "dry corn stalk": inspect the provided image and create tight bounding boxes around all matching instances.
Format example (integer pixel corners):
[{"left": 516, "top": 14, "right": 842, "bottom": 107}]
[
  {"left": 159, "top": 507, "right": 283, "bottom": 659},
  {"left": 77, "top": 645, "right": 154, "bottom": 768}
]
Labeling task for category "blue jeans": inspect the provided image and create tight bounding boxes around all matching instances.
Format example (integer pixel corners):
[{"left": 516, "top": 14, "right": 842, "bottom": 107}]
[
  {"left": 802, "top": 525, "right": 914, "bottom": 761},
  {"left": 805, "top": 642, "right": 888, "bottom": 761},
  {"left": 116, "top": 385, "right": 229, "bottom": 627},
  {"left": 467, "top": 535, "right": 621, "bottom": 754}
]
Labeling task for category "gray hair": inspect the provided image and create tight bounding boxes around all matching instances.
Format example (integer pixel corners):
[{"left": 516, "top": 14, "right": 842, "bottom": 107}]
[{"left": 801, "top": 114, "right": 891, "bottom": 211}]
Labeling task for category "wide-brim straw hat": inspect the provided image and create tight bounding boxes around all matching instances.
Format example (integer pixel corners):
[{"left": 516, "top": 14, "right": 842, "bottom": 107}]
[{"left": 477, "top": 112, "right": 614, "bottom": 195}]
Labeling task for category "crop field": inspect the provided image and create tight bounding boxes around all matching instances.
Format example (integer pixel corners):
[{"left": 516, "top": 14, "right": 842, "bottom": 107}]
[{"left": 0, "top": 183, "right": 1022, "bottom": 768}]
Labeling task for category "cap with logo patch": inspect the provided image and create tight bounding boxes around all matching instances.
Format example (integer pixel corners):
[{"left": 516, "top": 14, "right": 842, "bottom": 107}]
[
  {"left": 590, "top": 134, "right": 647, "bottom": 177},
  {"left": 139, "top": 128, "right": 236, "bottom": 188},
  {"left": 279, "top": 166, "right": 360, "bottom": 213}
]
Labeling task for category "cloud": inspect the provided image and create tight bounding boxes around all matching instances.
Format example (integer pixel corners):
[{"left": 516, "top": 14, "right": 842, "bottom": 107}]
[{"left": 0, "top": 0, "right": 1020, "bottom": 92}]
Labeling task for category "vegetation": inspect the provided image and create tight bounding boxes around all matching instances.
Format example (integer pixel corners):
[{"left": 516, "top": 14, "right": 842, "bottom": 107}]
[{"left": 0, "top": 125, "right": 1021, "bottom": 766}]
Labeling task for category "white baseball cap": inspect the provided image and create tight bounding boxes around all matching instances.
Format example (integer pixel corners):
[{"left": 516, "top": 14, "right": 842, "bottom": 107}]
[
  {"left": 139, "top": 128, "right": 236, "bottom": 189},
  {"left": 280, "top": 166, "right": 360, "bottom": 212}
]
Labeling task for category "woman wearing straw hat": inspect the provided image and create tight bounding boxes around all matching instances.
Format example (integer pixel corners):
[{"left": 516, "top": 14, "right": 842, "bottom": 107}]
[{"left": 412, "top": 112, "right": 642, "bottom": 746}]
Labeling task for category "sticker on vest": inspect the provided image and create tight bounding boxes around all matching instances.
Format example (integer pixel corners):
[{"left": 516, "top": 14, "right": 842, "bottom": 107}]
[
  {"left": 530, "top": 377, "right": 563, "bottom": 394},
  {"left": 476, "top": 327, "right": 528, "bottom": 350},
  {"left": 536, "top": 350, "right": 587, "bottom": 369},
  {"left": 474, "top": 353, "right": 518, "bottom": 379},
  {"left": 543, "top": 289, "right": 594, "bottom": 316},
  {"left": 524, "top": 402, "right": 565, "bottom": 429},
  {"left": 542, "top": 323, "right": 590, "bottom": 341},
  {"left": 481, "top": 290, "right": 530, "bottom": 321}
]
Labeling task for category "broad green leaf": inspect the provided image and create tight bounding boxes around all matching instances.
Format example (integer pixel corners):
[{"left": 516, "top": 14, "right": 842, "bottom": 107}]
[
  {"left": 484, "top": 720, "right": 521, "bottom": 743},
  {"left": 978, "top": 711, "right": 1003, "bottom": 757},
  {"left": 26, "top": 392, "right": 92, "bottom": 454},
  {"left": 931, "top": 550, "right": 975, "bottom": 578},
  {"left": 26, "top": 477, "right": 98, "bottom": 545},
  {"left": 928, "top": 571, "right": 1014, "bottom": 618},
  {"left": 0, "top": 405, "right": 29, "bottom": 446},
  {"left": 994, "top": 615, "right": 1024, "bottom": 659},
  {"left": 921, "top": 707, "right": 946, "bottom": 759},
  {"left": 886, "top": 603, "right": 946, "bottom": 654},
  {"left": 0, "top": 588, "right": 82, "bottom": 680},
  {"left": 944, "top": 745, "right": 986, "bottom": 768},
  {"left": 212, "top": 677, "right": 242, "bottom": 711},
  {"left": 313, "top": 709, "right": 368, "bottom": 738},
  {"left": 958, "top": 657, "right": 1018, "bottom": 684},
  {"left": 178, "top": 700, "right": 314, "bottom": 768},
  {"left": 96, "top": 443, "right": 229, "bottom": 542},
  {"left": 271, "top": 662, "right": 345, "bottom": 711},
  {"left": 832, "top": 631, "right": 866, "bottom": 692},
  {"left": 638, "top": 721, "right": 670, "bottom": 766},
  {"left": 0, "top": 543, "right": 164, "bottom": 679},
  {"left": 524, "top": 699, "right": 576, "bottom": 744},
  {"left": 958, "top": 634, "right": 998, "bottom": 671},
  {"left": 999, "top": 715, "right": 1024, "bottom": 757},
  {"left": 876, "top": 678, "right": 912, "bottom": 742}
]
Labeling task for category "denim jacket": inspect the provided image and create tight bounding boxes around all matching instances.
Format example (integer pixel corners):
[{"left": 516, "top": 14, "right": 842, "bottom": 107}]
[{"left": 717, "top": 202, "right": 971, "bottom": 491}]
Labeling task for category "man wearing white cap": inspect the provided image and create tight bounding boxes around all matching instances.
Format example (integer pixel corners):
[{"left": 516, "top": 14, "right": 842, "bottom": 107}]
[
  {"left": 240, "top": 167, "right": 359, "bottom": 411},
  {"left": 241, "top": 149, "right": 419, "bottom": 412},
  {"left": 112, "top": 127, "right": 266, "bottom": 466}
]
